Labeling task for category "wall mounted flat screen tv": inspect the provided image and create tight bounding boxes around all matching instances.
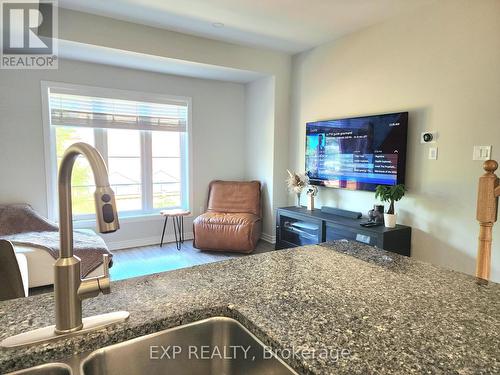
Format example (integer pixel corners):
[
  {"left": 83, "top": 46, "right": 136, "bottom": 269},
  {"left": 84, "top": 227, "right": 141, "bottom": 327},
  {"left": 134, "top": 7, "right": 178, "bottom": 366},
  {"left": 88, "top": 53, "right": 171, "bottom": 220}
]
[{"left": 305, "top": 112, "right": 408, "bottom": 192}]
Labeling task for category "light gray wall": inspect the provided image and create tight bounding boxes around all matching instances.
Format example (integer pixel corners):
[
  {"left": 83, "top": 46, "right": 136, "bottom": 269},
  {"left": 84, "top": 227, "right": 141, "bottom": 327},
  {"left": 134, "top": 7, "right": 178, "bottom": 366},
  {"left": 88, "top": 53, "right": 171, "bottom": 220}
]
[
  {"left": 289, "top": 0, "right": 500, "bottom": 281},
  {"left": 245, "top": 76, "right": 275, "bottom": 238},
  {"left": 0, "top": 59, "right": 246, "bottom": 248}
]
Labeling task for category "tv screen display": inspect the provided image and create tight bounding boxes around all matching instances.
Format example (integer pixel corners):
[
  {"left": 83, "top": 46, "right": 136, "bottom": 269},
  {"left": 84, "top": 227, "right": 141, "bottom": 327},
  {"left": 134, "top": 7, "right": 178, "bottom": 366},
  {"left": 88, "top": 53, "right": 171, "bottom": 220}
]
[{"left": 305, "top": 112, "right": 408, "bottom": 191}]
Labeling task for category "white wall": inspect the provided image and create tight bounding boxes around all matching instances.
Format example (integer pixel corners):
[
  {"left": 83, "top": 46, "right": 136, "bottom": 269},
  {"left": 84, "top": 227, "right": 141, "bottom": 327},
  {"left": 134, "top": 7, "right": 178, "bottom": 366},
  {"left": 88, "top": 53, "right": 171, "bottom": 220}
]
[
  {"left": 245, "top": 76, "right": 276, "bottom": 238},
  {"left": 0, "top": 59, "right": 246, "bottom": 249},
  {"left": 289, "top": 0, "right": 500, "bottom": 281}
]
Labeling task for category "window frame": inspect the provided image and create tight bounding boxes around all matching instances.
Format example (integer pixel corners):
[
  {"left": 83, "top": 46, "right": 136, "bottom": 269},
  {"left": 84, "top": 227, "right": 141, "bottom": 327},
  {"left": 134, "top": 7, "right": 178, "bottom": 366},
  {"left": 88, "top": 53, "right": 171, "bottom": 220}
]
[{"left": 41, "top": 81, "right": 192, "bottom": 222}]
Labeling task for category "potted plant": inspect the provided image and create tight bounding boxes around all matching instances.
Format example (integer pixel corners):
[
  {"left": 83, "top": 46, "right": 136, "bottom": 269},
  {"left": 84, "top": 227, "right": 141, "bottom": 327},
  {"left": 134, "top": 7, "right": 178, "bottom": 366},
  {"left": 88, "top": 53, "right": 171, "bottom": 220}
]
[{"left": 374, "top": 184, "right": 407, "bottom": 228}]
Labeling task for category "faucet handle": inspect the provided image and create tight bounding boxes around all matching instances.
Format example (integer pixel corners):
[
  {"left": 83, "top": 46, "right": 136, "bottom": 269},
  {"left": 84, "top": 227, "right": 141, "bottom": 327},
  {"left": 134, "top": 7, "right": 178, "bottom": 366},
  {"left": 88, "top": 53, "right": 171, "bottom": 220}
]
[{"left": 77, "top": 254, "right": 111, "bottom": 299}]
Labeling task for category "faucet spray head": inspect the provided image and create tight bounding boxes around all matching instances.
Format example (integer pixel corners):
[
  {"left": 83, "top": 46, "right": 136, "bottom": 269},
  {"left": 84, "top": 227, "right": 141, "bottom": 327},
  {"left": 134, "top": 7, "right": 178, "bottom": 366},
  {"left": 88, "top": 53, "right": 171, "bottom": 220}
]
[{"left": 94, "top": 186, "right": 120, "bottom": 233}]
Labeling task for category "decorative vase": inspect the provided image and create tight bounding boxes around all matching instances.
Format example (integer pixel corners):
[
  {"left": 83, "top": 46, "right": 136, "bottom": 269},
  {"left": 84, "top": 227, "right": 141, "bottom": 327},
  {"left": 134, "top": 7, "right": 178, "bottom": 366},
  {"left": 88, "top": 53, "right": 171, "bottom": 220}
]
[
  {"left": 384, "top": 213, "right": 397, "bottom": 228},
  {"left": 307, "top": 194, "right": 315, "bottom": 211},
  {"left": 296, "top": 192, "right": 301, "bottom": 207}
]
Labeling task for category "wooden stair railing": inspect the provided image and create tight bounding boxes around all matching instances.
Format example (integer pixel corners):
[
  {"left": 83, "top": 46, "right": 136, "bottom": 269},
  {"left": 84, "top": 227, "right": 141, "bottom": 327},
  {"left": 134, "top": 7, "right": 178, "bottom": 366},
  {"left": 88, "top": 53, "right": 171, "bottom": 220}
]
[{"left": 476, "top": 160, "right": 500, "bottom": 280}]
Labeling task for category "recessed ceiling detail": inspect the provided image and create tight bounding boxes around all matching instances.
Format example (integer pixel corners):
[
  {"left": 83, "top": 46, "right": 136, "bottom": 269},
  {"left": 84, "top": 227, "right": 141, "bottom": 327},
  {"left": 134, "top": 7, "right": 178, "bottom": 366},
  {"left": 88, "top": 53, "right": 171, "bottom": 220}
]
[
  {"left": 59, "top": 0, "right": 436, "bottom": 53},
  {"left": 58, "top": 40, "right": 265, "bottom": 83}
]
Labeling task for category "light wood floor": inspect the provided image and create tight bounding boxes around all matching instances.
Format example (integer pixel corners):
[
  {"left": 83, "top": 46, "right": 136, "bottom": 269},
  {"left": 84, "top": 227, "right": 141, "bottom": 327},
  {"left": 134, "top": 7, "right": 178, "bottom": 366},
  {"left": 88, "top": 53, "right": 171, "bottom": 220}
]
[
  {"left": 109, "top": 240, "right": 275, "bottom": 281},
  {"left": 30, "top": 240, "right": 276, "bottom": 295}
]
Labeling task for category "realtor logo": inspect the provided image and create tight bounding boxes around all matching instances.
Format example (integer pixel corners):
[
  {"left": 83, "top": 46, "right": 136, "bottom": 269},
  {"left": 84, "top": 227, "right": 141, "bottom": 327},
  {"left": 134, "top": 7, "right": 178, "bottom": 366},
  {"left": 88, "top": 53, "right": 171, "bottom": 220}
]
[{"left": 1, "top": 0, "right": 58, "bottom": 69}]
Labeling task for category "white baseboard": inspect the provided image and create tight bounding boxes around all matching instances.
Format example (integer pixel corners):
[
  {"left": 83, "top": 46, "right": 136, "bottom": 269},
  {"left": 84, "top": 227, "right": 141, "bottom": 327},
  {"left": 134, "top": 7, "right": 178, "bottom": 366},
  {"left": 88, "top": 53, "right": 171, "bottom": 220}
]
[
  {"left": 261, "top": 233, "right": 276, "bottom": 244},
  {"left": 107, "top": 232, "right": 194, "bottom": 251}
]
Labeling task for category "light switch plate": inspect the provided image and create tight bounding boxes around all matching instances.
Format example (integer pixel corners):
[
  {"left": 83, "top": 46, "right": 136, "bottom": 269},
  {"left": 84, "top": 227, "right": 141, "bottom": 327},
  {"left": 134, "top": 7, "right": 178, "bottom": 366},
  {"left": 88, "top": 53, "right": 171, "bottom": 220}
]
[
  {"left": 428, "top": 147, "right": 438, "bottom": 160},
  {"left": 473, "top": 145, "right": 492, "bottom": 161}
]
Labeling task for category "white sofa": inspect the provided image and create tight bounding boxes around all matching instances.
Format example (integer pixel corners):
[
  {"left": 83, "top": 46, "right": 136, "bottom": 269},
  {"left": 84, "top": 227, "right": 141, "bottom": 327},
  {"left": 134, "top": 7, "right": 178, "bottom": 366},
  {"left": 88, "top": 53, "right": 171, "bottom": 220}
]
[
  {"left": 14, "top": 244, "right": 105, "bottom": 288},
  {"left": 14, "top": 253, "right": 28, "bottom": 297},
  {"left": 1, "top": 205, "right": 110, "bottom": 289}
]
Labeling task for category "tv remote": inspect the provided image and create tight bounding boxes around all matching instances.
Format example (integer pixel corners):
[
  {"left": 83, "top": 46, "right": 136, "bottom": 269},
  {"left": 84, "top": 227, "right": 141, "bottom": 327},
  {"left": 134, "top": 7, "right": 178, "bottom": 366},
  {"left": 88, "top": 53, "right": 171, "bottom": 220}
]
[{"left": 360, "top": 222, "right": 383, "bottom": 227}]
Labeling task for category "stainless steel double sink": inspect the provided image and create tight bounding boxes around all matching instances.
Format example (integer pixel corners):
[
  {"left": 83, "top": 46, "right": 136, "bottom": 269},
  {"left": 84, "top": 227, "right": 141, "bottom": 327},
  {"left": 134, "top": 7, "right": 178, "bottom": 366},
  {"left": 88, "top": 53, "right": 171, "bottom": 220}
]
[{"left": 10, "top": 317, "right": 298, "bottom": 375}]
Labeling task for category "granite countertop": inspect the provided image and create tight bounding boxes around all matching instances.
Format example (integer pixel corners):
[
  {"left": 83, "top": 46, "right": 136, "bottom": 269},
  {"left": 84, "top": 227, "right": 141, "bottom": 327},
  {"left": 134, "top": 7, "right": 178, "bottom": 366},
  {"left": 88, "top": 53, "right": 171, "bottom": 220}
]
[{"left": 1, "top": 241, "right": 499, "bottom": 374}]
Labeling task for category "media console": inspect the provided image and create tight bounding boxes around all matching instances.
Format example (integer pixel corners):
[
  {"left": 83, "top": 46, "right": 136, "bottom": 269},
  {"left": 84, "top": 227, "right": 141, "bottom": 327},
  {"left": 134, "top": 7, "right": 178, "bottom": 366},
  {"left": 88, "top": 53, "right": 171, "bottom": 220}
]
[{"left": 275, "top": 206, "right": 411, "bottom": 256}]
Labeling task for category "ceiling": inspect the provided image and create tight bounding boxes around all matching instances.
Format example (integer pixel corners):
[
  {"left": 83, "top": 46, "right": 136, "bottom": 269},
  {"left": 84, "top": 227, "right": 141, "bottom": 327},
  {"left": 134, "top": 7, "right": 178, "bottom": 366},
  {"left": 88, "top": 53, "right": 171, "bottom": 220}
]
[{"left": 59, "top": 0, "right": 436, "bottom": 54}]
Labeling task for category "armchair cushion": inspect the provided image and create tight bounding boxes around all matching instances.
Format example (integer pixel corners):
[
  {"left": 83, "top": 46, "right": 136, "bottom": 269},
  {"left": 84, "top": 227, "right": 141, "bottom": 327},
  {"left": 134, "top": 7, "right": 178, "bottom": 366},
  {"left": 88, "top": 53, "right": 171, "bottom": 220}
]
[
  {"left": 207, "top": 180, "right": 261, "bottom": 216},
  {"left": 193, "top": 212, "right": 261, "bottom": 253},
  {"left": 196, "top": 212, "right": 260, "bottom": 227}
]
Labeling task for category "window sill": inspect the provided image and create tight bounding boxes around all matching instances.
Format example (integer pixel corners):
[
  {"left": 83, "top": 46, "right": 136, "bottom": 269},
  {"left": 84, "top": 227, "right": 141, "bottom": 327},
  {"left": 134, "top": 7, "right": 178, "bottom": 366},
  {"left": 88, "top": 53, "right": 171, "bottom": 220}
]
[{"left": 73, "top": 211, "right": 193, "bottom": 229}]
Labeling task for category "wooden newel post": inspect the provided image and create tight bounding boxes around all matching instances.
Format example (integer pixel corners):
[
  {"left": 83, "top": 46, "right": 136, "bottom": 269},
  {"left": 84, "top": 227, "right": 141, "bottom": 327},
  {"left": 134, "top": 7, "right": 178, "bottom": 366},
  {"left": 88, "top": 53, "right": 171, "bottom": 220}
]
[{"left": 476, "top": 160, "right": 499, "bottom": 280}]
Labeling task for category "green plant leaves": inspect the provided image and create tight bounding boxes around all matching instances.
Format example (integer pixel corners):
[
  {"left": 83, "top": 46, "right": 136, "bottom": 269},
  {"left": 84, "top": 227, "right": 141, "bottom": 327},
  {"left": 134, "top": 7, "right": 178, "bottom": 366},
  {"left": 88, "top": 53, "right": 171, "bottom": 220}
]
[{"left": 375, "top": 184, "right": 407, "bottom": 203}]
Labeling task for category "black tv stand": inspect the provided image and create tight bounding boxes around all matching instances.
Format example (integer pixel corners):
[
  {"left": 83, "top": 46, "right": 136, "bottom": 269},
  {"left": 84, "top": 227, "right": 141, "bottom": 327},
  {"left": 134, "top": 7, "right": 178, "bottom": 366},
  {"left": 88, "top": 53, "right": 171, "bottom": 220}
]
[{"left": 276, "top": 206, "right": 411, "bottom": 256}]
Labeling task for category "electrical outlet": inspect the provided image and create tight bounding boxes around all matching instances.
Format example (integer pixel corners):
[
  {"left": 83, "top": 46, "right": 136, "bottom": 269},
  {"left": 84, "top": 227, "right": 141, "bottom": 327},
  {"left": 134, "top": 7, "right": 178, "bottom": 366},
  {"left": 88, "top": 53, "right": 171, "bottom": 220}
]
[
  {"left": 199, "top": 206, "right": 205, "bottom": 214},
  {"left": 428, "top": 147, "right": 438, "bottom": 160},
  {"left": 473, "top": 145, "right": 492, "bottom": 161}
]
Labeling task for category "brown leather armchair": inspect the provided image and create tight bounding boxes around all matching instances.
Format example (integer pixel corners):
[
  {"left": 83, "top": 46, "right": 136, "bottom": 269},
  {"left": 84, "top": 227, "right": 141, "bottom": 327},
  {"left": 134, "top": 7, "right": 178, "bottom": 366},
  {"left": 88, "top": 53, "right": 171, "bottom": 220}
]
[{"left": 193, "top": 180, "right": 262, "bottom": 253}]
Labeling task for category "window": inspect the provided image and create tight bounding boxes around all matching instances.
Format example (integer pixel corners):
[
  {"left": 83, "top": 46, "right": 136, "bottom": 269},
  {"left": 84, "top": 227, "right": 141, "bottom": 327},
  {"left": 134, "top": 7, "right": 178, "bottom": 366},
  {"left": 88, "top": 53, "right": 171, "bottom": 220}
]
[{"left": 42, "top": 82, "right": 191, "bottom": 221}]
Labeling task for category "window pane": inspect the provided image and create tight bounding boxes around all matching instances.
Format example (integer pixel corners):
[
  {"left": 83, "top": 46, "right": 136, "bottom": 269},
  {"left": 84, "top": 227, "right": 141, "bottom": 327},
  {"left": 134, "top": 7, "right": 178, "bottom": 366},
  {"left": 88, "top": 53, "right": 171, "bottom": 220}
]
[
  {"left": 108, "top": 129, "right": 140, "bottom": 157},
  {"left": 152, "top": 131, "right": 180, "bottom": 157},
  {"left": 152, "top": 158, "right": 180, "bottom": 182},
  {"left": 152, "top": 157, "right": 180, "bottom": 209},
  {"left": 55, "top": 127, "right": 95, "bottom": 216},
  {"left": 107, "top": 129, "right": 142, "bottom": 212},
  {"left": 152, "top": 131, "right": 182, "bottom": 209},
  {"left": 153, "top": 183, "right": 181, "bottom": 208},
  {"left": 55, "top": 126, "right": 94, "bottom": 157}
]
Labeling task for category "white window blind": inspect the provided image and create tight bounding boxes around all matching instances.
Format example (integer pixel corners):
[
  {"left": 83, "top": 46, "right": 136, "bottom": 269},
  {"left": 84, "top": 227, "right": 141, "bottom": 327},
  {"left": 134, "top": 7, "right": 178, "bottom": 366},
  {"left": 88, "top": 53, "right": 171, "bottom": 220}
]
[{"left": 49, "top": 91, "right": 188, "bottom": 132}]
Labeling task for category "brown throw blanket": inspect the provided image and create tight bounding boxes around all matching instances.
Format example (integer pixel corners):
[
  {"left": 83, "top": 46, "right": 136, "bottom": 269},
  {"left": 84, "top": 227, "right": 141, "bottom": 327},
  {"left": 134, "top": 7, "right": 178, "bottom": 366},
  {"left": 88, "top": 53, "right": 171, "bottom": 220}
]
[{"left": 0, "top": 204, "right": 112, "bottom": 277}]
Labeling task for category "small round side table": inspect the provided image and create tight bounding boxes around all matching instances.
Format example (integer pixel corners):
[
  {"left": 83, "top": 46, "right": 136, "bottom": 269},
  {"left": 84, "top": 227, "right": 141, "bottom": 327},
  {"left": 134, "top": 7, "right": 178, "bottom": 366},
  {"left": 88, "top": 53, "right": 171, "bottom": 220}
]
[{"left": 160, "top": 209, "right": 191, "bottom": 250}]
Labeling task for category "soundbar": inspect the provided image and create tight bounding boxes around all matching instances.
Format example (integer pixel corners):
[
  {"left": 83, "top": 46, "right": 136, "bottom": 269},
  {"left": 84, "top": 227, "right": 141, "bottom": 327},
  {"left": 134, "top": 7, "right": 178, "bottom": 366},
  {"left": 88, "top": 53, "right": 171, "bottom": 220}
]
[{"left": 321, "top": 206, "right": 362, "bottom": 219}]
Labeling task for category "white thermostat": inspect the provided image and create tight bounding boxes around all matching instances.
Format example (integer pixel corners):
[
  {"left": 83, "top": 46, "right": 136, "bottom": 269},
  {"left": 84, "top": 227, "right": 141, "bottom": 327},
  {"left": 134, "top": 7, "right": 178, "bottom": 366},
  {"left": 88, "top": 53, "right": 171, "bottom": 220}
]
[{"left": 421, "top": 131, "right": 437, "bottom": 143}]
